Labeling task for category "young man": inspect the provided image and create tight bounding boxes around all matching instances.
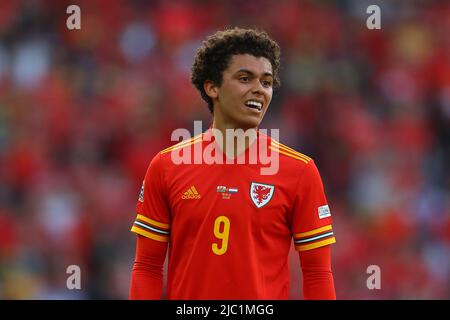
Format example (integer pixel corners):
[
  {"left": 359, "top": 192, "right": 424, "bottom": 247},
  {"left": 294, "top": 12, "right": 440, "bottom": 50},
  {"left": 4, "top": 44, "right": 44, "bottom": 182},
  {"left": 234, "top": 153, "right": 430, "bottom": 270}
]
[{"left": 129, "top": 27, "right": 336, "bottom": 299}]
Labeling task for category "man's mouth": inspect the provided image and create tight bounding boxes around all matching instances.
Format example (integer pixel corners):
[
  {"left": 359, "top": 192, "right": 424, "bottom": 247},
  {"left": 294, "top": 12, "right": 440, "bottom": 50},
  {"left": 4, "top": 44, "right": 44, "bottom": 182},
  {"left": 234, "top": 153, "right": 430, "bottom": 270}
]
[{"left": 245, "top": 100, "right": 263, "bottom": 111}]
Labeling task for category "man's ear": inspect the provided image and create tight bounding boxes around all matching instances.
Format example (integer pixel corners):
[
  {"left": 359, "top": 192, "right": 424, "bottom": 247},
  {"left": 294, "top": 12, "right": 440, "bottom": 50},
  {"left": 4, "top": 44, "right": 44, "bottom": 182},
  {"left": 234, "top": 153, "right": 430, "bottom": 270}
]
[{"left": 204, "top": 80, "right": 219, "bottom": 99}]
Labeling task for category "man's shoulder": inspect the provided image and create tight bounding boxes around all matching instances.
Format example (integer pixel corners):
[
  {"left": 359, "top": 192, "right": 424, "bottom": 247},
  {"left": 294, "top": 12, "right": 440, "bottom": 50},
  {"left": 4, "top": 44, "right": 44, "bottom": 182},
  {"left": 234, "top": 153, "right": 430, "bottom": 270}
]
[
  {"left": 151, "top": 134, "right": 204, "bottom": 167},
  {"left": 158, "top": 134, "right": 203, "bottom": 158},
  {"left": 269, "top": 138, "right": 314, "bottom": 168}
]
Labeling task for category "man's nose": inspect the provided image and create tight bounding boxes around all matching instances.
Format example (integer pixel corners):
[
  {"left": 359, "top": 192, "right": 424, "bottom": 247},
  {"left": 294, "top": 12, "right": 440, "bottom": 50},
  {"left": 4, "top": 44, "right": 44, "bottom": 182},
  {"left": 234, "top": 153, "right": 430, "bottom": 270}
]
[{"left": 251, "top": 80, "right": 264, "bottom": 94}]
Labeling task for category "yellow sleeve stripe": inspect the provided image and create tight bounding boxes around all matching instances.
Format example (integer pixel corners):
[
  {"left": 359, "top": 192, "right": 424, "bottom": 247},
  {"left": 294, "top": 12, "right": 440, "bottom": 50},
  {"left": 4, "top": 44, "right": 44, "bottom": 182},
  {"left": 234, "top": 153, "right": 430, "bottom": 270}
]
[
  {"left": 296, "top": 237, "right": 336, "bottom": 251},
  {"left": 160, "top": 134, "right": 203, "bottom": 154},
  {"left": 136, "top": 214, "right": 169, "bottom": 230},
  {"left": 131, "top": 225, "right": 169, "bottom": 242},
  {"left": 294, "top": 225, "right": 332, "bottom": 238},
  {"left": 269, "top": 146, "right": 309, "bottom": 164},
  {"left": 271, "top": 140, "right": 312, "bottom": 161}
]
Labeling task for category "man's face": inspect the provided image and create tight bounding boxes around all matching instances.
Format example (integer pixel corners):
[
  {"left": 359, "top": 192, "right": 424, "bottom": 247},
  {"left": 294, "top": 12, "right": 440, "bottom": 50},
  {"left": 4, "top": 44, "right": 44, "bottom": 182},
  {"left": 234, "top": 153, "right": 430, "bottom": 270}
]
[{"left": 211, "top": 54, "right": 274, "bottom": 130}]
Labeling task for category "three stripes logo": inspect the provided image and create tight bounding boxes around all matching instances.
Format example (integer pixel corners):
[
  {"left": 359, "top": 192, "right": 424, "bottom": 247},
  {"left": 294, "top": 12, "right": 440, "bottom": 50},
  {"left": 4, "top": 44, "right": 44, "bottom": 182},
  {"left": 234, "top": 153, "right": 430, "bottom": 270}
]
[{"left": 182, "top": 186, "right": 201, "bottom": 199}]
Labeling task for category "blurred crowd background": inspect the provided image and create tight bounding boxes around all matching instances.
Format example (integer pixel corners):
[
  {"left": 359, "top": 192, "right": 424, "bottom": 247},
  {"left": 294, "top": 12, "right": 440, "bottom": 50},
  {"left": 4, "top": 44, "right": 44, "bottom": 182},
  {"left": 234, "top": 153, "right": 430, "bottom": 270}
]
[{"left": 1, "top": 0, "right": 449, "bottom": 299}]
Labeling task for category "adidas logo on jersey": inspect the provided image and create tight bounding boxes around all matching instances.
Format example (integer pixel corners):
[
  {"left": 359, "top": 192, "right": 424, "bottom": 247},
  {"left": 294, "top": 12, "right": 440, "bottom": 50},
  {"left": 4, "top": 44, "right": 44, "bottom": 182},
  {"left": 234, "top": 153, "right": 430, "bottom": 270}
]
[{"left": 182, "top": 186, "right": 201, "bottom": 199}]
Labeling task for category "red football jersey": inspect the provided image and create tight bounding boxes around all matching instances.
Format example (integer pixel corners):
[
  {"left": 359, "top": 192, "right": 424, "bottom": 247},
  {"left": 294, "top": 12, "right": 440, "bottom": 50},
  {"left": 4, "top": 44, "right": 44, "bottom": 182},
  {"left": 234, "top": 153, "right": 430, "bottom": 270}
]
[{"left": 131, "top": 129, "right": 336, "bottom": 299}]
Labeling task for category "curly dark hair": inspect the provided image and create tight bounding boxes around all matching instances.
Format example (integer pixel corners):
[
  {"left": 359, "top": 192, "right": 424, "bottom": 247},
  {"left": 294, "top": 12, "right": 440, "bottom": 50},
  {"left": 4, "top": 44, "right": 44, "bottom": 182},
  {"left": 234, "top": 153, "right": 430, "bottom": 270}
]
[{"left": 191, "top": 27, "right": 281, "bottom": 113}]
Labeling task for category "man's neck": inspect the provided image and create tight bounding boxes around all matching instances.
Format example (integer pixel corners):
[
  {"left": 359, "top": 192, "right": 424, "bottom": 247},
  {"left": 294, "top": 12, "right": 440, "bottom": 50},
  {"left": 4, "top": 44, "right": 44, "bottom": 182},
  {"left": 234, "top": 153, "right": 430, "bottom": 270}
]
[{"left": 211, "top": 120, "right": 258, "bottom": 159}]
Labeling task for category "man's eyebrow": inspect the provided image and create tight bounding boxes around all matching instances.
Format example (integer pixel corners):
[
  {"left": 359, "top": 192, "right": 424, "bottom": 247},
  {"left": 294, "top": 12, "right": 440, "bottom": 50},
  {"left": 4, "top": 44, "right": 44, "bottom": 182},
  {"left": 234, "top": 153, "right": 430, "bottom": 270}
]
[{"left": 235, "top": 69, "right": 273, "bottom": 77}]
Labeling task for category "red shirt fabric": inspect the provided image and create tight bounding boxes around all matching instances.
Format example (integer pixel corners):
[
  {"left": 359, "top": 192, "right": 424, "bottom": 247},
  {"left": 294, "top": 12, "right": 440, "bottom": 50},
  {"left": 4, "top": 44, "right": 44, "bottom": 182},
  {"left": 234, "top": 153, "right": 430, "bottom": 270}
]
[{"left": 130, "top": 129, "right": 336, "bottom": 299}]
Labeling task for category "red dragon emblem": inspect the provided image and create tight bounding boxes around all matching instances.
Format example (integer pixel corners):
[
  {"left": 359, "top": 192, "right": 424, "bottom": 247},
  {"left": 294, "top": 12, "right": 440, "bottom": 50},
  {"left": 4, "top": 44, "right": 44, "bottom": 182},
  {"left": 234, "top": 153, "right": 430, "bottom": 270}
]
[{"left": 250, "top": 182, "right": 275, "bottom": 208}]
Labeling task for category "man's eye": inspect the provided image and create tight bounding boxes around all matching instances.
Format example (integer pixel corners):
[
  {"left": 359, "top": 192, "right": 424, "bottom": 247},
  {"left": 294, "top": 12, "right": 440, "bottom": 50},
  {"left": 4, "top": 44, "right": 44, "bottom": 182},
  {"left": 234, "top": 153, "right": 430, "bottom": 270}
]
[
  {"left": 240, "top": 76, "right": 249, "bottom": 82},
  {"left": 262, "top": 80, "right": 272, "bottom": 87}
]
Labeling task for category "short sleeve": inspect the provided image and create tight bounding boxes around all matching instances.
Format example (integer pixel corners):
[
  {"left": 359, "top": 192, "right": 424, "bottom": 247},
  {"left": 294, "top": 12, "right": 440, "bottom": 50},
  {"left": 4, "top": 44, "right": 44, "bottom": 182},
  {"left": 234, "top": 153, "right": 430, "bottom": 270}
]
[
  {"left": 291, "top": 160, "right": 336, "bottom": 251},
  {"left": 130, "top": 153, "right": 171, "bottom": 242}
]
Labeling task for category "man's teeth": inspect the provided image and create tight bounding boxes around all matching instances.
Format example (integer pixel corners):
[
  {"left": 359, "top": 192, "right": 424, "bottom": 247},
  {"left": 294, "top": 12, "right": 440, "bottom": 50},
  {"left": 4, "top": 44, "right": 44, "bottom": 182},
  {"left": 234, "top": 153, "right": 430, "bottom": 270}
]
[{"left": 246, "top": 101, "right": 262, "bottom": 110}]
